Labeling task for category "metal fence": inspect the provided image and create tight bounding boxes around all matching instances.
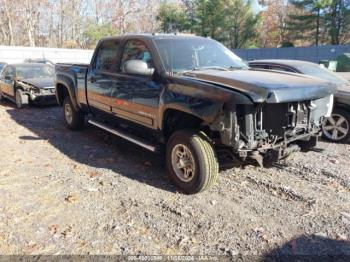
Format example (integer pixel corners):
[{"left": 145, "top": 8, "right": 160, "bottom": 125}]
[
  {"left": 233, "top": 45, "right": 350, "bottom": 63},
  {"left": 0, "top": 46, "right": 94, "bottom": 64}
]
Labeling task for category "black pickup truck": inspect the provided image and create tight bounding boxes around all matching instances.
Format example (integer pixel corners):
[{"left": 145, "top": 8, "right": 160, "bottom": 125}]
[{"left": 55, "top": 34, "right": 335, "bottom": 193}]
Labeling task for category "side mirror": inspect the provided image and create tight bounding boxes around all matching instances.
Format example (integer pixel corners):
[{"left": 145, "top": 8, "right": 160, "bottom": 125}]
[{"left": 123, "top": 60, "right": 154, "bottom": 77}]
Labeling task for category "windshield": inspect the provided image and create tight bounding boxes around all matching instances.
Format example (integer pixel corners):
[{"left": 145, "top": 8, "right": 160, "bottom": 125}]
[
  {"left": 295, "top": 63, "right": 348, "bottom": 85},
  {"left": 154, "top": 37, "right": 248, "bottom": 74},
  {"left": 15, "top": 64, "right": 54, "bottom": 79}
]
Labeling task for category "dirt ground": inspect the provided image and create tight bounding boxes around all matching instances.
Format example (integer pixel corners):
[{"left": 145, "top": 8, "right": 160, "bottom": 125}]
[{"left": 0, "top": 100, "right": 350, "bottom": 257}]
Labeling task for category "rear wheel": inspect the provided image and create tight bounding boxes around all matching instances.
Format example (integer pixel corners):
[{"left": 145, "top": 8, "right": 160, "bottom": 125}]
[
  {"left": 63, "top": 96, "right": 84, "bottom": 130},
  {"left": 322, "top": 108, "right": 350, "bottom": 143},
  {"left": 166, "top": 129, "right": 219, "bottom": 194}
]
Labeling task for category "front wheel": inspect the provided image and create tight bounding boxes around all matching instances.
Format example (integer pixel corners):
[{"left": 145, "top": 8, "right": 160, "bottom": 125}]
[
  {"left": 166, "top": 129, "right": 219, "bottom": 194},
  {"left": 15, "top": 89, "right": 28, "bottom": 109},
  {"left": 322, "top": 108, "right": 350, "bottom": 143},
  {"left": 63, "top": 96, "right": 84, "bottom": 130}
]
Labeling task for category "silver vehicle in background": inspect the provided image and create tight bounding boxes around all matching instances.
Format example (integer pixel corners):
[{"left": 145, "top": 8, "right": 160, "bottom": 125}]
[{"left": 249, "top": 59, "right": 350, "bottom": 143}]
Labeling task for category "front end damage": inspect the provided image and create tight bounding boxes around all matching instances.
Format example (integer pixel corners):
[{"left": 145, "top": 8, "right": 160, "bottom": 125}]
[
  {"left": 17, "top": 80, "right": 56, "bottom": 105},
  {"left": 211, "top": 94, "right": 333, "bottom": 166}
]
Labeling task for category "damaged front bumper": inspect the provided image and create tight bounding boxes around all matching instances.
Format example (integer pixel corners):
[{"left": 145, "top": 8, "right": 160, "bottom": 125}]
[
  {"left": 211, "top": 94, "right": 333, "bottom": 166},
  {"left": 27, "top": 88, "right": 57, "bottom": 105}
]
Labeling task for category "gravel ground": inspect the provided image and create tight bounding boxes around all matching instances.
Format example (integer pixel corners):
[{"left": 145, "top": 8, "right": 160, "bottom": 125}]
[{"left": 0, "top": 100, "right": 350, "bottom": 257}]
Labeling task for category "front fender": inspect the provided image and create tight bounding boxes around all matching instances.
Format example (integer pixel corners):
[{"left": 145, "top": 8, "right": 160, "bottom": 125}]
[{"left": 159, "top": 77, "right": 252, "bottom": 127}]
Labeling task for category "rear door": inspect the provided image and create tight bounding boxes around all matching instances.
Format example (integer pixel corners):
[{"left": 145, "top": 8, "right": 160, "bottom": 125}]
[
  {"left": 111, "top": 39, "right": 162, "bottom": 129},
  {"left": 86, "top": 39, "right": 121, "bottom": 117}
]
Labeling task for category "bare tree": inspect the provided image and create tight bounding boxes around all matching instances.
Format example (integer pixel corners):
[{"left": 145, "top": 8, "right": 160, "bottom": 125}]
[{"left": 3, "top": 0, "right": 14, "bottom": 45}]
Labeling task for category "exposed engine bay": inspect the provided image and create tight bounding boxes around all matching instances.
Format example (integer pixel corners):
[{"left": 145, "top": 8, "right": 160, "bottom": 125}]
[{"left": 211, "top": 94, "right": 334, "bottom": 166}]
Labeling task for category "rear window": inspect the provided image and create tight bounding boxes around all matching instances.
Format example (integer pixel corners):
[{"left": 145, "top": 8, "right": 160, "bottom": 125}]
[
  {"left": 295, "top": 63, "right": 348, "bottom": 85},
  {"left": 16, "top": 65, "right": 54, "bottom": 79}
]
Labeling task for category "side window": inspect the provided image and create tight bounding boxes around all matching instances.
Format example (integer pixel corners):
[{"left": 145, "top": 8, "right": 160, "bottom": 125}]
[
  {"left": 93, "top": 40, "right": 120, "bottom": 73},
  {"left": 270, "top": 66, "right": 294, "bottom": 72},
  {"left": 251, "top": 64, "right": 269, "bottom": 70},
  {"left": 120, "top": 40, "right": 154, "bottom": 73},
  {"left": 1, "top": 67, "right": 7, "bottom": 78},
  {"left": 2, "top": 66, "right": 14, "bottom": 79}
]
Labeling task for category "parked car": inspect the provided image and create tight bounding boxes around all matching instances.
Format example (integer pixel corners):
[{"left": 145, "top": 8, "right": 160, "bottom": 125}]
[
  {"left": 249, "top": 59, "right": 350, "bottom": 143},
  {"left": 336, "top": 72, "right": 350, "bottom": 82},
  {"left": 0, "top": 62, "right": 7, "bottom": 74},
  {"left": 24, "top": 58, "right": 54, "bottom": 66},
  {"left": 56, "top": 34, "right": 335, "bottom": 193},
  {"left": 0, "top": 63, "right": 56, "bottom": 108}
]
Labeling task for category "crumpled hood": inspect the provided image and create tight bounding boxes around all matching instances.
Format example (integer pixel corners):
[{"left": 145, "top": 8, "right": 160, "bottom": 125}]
[
  {"left": 182, "top": 69, "right": 337, "bottom": 103},
  {"left": 18, "top": 77, "right": 54, "bottom": 89}
]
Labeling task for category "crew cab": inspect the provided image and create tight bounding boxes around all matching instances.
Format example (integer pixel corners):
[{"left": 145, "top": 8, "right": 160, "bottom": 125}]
[
  {"left": 0, "top": 63, "right": 56, "bottom": 108},
  {"left": 55, "top": 34, "right": 335, "bottom": 193}
]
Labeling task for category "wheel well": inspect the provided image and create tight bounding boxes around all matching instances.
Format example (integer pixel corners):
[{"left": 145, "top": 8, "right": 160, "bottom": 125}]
[
  {"left": 56, "top": 83, "right": 69, "bottom": 106},
  {"left": 163, "top": 109, "right": 205, "bottom": 140},
  {"left": 334, "top": 103, "right": 350, "bottom": 112}
]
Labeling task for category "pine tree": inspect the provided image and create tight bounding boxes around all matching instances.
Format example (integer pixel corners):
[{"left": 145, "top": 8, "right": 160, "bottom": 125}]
[{"left": 287, "top": 0, "right": 331, "bottom": 45}]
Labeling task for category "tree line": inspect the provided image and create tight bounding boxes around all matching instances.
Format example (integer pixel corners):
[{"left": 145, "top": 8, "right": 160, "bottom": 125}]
[
  {"left": 157, "top": 0, "right": 350, "bottom": 48},
  {"left": 0, "top": 0, "right": 349, "bottom": 49}
]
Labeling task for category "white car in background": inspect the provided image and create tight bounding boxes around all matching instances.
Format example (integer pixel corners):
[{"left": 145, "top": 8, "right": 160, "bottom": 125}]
[{"left": 249, "top": 59, "right": 350, "bottom": 143}]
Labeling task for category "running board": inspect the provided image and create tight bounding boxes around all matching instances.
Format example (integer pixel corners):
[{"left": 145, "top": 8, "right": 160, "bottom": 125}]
[{"left": 88, "top": 119, "right": 157, "bottom": 152}]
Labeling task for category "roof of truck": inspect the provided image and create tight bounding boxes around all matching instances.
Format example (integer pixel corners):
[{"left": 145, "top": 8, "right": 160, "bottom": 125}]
[{"left": 100, "top": 33, "right": 206, "bottom": 42}]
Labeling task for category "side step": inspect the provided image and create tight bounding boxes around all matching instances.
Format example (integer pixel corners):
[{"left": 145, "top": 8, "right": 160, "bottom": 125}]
[{"left": 88, "top": 119, "right": 157, "bottom": 152}]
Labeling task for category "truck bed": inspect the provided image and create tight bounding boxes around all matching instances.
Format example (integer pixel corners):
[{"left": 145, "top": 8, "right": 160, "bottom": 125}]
[{"left": 55, "top": 63, "right": 89, "bottom": 107}]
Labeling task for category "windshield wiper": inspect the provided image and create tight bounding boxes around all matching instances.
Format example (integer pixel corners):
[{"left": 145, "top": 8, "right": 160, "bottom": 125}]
[
  {"left": 179, "top": 66, "right": 229, "bottom": 75},
  {"left": 192, "top": 66, "right": 229, "bottom": 71},
  {"left": 177, "top": 65, "right": 247, "bottom": 75}
]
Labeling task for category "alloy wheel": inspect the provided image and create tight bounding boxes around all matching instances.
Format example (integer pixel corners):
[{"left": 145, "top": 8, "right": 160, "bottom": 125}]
[
  {"left": 322, "top": 114, "right": 349, "bottom": 141},
  {"left": 171, "top": 144, "right": 196, "bottom": 182}
]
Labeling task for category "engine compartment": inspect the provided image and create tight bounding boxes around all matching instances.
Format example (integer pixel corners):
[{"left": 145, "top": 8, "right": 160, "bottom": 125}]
[{"left": 211, "top": 95, "right": 333, "bottom": 165}]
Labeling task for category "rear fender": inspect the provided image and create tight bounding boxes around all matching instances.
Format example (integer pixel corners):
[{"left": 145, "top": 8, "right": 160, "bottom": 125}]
[{"left": 56, "top": 74, "right": 79, "bottom": 110}]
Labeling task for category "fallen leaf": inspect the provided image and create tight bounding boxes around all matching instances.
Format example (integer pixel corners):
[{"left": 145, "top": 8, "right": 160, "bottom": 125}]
[{"left": 65, "top": 194, "right": 78, "bottom": 203}]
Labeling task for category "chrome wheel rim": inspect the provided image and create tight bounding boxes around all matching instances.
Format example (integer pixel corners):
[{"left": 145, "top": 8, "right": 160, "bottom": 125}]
[
  {"left": 171, "top": 144, "right": 196, "bottom": 182},
  {"left": 16, "top": 91, "right": 22, "bottom": 108},
  {"left": 322, "top": 114, "right": 349, "bottom": 141},
  {"left": 64, "top": 103, "right": 73, "bottom": 125}
]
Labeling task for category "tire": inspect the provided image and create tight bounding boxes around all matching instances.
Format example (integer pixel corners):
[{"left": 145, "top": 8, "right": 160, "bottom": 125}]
[
  {"left": 15, "top": 89, "right": 24, "bottom": 109},
  {"left": 63, "top": 96, "right": 84, "bottom": 130},
  {"left": 166, "top": 129, "right": 219, "bottom": 194},
  {"left": 322, "top": 108, "right": 350, "bottom": 143}
]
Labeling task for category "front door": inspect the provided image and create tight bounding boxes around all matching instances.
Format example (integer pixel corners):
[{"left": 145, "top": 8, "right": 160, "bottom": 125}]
[
  {"left": 1, "top": 66, "right": 15, "bottom": 97},
  {"left": 111, "top": 39, "right": 162, "bottom": 129}
]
